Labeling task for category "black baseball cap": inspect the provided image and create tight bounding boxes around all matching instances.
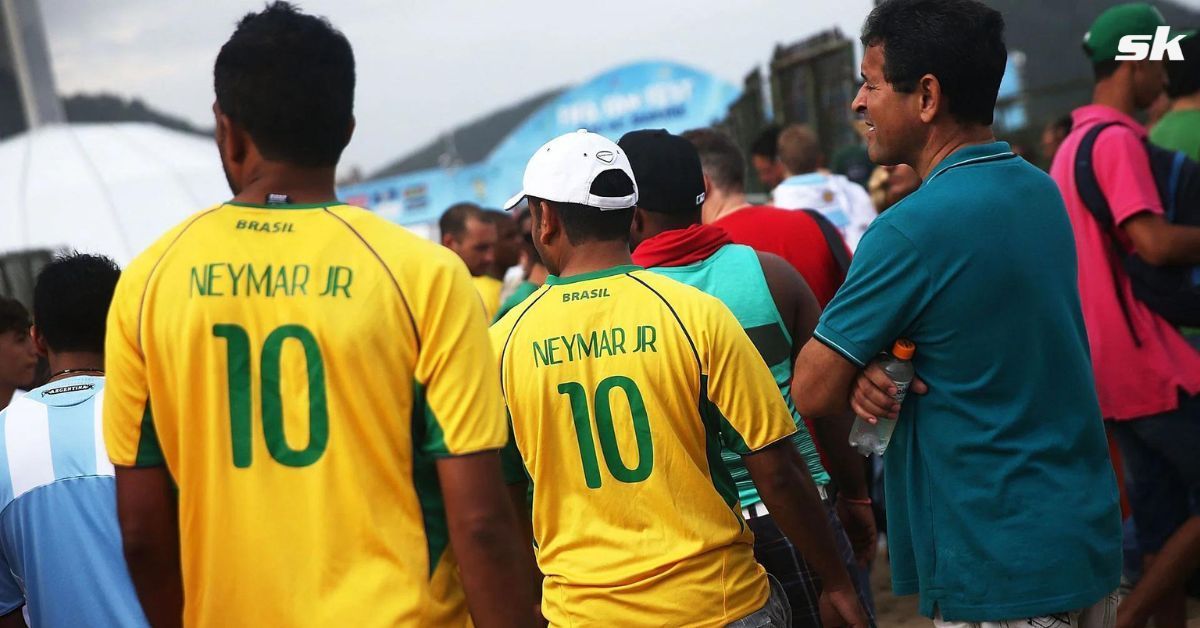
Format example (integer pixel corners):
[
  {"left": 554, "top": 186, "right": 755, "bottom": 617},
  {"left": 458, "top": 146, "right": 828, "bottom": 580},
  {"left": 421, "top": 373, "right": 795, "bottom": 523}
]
[{"left": 617, "top": 129, "right": 706, "bottom": 214}]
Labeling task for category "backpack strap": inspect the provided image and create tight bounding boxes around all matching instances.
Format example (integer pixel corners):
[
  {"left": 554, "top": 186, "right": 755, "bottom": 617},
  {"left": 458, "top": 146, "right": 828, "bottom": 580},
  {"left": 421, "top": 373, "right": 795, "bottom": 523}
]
[
  {"left": 1074, "top": 121, "right": 1121, "bottom": 231},
  {"left": 803, "top": 209, "right": 852, "bottom": 278},
  {"left": 1073, "top": 120, "right": 1142, "bottom": 346},
  {"left": 1167, "top": 150, "right": 1185, "bottom": 221}
]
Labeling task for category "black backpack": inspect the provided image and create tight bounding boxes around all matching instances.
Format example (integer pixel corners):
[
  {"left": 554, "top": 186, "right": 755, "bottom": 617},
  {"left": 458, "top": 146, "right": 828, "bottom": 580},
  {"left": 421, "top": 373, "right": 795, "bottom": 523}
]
[{"left": 1074, "top": 121, "right": 1200, "bottom": 332}]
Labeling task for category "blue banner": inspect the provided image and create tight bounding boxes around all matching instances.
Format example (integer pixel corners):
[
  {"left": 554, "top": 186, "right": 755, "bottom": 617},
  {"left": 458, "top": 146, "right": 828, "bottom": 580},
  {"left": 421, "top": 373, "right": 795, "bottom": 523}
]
[{"left": 340, "top": 60, "right": 740, "bottom": 230}]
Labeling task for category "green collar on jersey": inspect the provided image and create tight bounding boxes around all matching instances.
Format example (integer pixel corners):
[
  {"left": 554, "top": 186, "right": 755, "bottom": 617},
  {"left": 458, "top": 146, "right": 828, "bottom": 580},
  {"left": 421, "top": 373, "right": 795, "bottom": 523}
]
[
  {"left": 225, "top": 200, "right": 342, "bottom": 210},
  {"left": 545, "top": 264, "right": 642, "bottom": 286}
]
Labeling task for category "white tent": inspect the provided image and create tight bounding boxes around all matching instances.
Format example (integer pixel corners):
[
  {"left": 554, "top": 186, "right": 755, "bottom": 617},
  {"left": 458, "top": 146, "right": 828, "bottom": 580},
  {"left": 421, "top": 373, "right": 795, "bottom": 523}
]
[{"left": 0, "top": 122, "right": 230, "bottom": 266}]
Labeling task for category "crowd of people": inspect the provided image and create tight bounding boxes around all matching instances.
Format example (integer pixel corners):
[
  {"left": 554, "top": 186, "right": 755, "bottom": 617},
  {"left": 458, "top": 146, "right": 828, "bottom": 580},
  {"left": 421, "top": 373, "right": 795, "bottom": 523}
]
[{"left": 0, "top": 0, "right": 1197, "bottom": 627}]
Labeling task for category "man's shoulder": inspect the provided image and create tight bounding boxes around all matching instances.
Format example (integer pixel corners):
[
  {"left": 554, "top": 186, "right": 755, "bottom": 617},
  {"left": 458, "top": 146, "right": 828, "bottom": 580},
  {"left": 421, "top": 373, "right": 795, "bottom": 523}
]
[
  {"left": 723, "top": 205, "right": 818, "bottom": 229},
  {"left": 331, "top": 207, "right": 470, "bottom": 285},
  {"left": 327, "top": 205, "right": 450, "bottom": 261},
  {"left": 1088, "top": 120, "right": 1146, "bottom": 151},
  {"left": 772, "top": 175, "right": 830, "bottom": 208},
  {"left": 626, "top": 269, "right": 733, "bottom": 325},
  {"left": 1056, "top": 115, "right": 1147, "bottom": 172},
  {"left": 490, "top": 284, "right": 551, "bottom": 341}
]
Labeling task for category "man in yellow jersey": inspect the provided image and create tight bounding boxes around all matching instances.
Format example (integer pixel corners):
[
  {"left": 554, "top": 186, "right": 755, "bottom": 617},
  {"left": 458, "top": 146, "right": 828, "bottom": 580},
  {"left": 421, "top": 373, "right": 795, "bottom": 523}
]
[
  {"left": 624, "top": 129, "right": 877, "bottom": 627},
  {"left": 440, "top": 203, "right": 501, "bottom": 318},
  {"left": 102, "top": 4, "right": 535, "bottom": 626},
  {"left": 494, "top": 207, "right": 548, "bottom": 322},
  {"left": 492, "top": 129, "right": 867, "bottom": 627},
  {"left": 483, "top": 209, "right": 524, "bottom": 300}
]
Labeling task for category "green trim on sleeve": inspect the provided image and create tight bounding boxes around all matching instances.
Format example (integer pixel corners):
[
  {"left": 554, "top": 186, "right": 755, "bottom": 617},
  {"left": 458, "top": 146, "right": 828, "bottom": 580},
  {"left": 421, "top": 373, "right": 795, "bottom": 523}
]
[
  {"left": 500, "top": 411, "right": 531, "bottom": 486},
  {"left": 411, "top": 380, "right": 449, "bottom": 577},
  {"left": 134, "top": 403, "right": 166, "bottom": 467},
  {"left": 499, "top": 412, "right": 535, "bottom": 514},
  {"left": 698, "top": 376, "right": 746, "bottom": 530},
  {"left": 412, "top": 381, "right": 450, "bottom": 457}
]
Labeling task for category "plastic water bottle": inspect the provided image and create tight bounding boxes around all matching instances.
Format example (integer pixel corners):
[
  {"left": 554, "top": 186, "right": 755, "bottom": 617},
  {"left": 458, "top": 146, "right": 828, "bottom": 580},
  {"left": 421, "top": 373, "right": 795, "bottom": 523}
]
[{"left": 848, "top": 339, "right": 916, "bottom": 456}]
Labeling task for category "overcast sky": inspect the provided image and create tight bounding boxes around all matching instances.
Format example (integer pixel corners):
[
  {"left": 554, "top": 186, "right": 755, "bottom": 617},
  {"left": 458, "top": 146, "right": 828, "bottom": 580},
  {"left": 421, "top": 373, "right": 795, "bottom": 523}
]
[
  {"left": 38, "top": 0, "right": 1200, "bottom": 177},
  {"left": 38, "top": 0, "right": 886, "bottom": 176}
]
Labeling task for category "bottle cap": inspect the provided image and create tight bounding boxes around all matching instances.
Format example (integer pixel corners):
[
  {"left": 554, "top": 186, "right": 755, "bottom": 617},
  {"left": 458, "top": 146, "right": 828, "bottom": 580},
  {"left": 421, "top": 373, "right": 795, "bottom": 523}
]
[{"left": 892, "top": 339, "right": 915, "bottom": 360}]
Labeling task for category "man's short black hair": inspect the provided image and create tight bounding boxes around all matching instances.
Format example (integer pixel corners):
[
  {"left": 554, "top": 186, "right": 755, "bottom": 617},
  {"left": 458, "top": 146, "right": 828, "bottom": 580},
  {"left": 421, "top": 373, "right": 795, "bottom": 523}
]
[
  {"left": 214, "top": 1, "right": 355, "bottom": 167},
  {"left": 683, "top": 128, "right": 746, "bottom": 191},
  {"left": 0, "top": 297, "right": 30, "bottom": 335},
  {"left": 1166, "top": 34, "right": 1200, "bottom": 98},
  {"left": 750, "top": 125, "right": 781, "bottom": 159},
  {"left": 440, "top": 202, "right": 485, "bottom": 239},
  {"left": 861, "top": 0, "right": 1007, "bottom": 126},
  {"left": 531, "top": 169, "right": 635, "bottom": 245},
  {"left": 32, "top": 253, "right": 121, "bottom": 354}
]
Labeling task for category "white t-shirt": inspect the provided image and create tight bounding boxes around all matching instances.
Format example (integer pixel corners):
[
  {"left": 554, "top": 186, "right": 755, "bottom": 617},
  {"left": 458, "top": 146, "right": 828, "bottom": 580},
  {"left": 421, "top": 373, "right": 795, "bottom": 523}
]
[{"left": 772, "top": 172, "right": 878, "bottom": 251}]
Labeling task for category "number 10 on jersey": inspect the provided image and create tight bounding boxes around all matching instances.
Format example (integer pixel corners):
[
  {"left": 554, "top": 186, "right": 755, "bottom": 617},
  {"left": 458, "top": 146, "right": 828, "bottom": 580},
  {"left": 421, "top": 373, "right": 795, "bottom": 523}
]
[
  {"left": 213, "top": 324, "right": 329, "bottom": 468},
  {"left": 559, "top": 376, "right": 653, "bottom": 489}
]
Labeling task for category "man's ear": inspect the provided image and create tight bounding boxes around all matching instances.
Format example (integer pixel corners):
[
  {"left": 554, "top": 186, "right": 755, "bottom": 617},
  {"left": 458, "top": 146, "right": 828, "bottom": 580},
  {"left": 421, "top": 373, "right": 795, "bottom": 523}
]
[
  {"left": 30, "top": 325, "right": 48, "bottom": 358},
  {"left": 214, "top": 103, "right": 248, "bottom": 164},
  {"left": 537, "top": 200, "right": 559, "bottom": 245},
  {"left": 344, "top": 116, "right": 356, "bottom": 149},
  {"left": 917, "top": 73, "right": 942, "bottom": 124},
  {"left": 631, "top": 206, "right": 646, "bottom": 235},
  {"left": 441, "top": 233, "right": 456, "bottom": 249}
]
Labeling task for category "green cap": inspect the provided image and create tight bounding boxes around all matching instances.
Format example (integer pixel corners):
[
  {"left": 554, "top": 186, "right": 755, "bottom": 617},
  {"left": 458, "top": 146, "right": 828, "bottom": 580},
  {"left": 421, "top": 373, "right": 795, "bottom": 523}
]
[{"left": 1082, "top": 3, "right": 1187, "bottom": 63}]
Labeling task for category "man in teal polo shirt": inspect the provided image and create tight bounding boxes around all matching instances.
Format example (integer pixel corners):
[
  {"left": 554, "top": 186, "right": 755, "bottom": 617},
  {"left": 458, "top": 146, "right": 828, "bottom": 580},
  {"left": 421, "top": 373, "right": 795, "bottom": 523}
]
[{"left": 793, "top": 0, "right": 1122, "bottom": 626}]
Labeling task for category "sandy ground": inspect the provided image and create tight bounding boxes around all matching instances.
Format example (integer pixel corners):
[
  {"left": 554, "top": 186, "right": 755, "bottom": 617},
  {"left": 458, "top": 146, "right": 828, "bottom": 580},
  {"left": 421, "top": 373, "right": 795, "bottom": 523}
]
[{"left": 868, "top": 542, "right": 1200, "bottom": 627}]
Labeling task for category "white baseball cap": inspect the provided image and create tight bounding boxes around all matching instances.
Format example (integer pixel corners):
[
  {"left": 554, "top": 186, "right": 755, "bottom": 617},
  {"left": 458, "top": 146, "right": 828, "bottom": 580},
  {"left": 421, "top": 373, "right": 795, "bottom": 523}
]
[{"left": 503, "top": 129, "right": 639, "bottom": 211}]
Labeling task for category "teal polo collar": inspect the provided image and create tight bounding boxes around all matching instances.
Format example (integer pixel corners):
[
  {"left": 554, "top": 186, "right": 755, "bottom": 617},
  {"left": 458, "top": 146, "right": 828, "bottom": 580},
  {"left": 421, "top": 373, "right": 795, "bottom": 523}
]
[{"left": 924, "top": 141, "right": 1017, "bottom": 185}]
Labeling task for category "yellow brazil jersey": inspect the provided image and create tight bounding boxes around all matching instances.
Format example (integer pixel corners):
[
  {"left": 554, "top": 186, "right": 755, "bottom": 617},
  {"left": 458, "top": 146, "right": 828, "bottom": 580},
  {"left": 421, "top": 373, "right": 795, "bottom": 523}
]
[
  {"left": 472, "top": 274, "right": 503, "bottom": 321},
  {"left": 490, "top": 264, "right": 797, "bottom": 627},
  {"left": 103, "top": 201, "right": 506, "bottom": 627}
]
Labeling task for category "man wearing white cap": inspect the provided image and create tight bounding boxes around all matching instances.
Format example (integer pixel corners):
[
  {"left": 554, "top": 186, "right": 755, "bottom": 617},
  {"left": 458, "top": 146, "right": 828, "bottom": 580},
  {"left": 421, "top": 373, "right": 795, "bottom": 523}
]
[{"left": 491, "top": 130, "right": 868, "bottom": 627}]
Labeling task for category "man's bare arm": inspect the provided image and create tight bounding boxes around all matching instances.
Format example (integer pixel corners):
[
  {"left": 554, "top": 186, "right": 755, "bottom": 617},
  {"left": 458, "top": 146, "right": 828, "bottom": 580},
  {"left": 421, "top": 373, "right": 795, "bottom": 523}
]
[
  {"left": 438, "top": 452, "right": 536, "bottom": 628},
  {"left": 115, "top": 465, "right": 182, "bottom": 628},
  {"left": 793, "top": 339, "right": 862, "bottom": 418},
  {"left": 755, "top": 251, "right": 820, "bottom": 356},
  {"left": 758, "top": 252, "right": 875, "bottom": 562},
  {"left": 1122, "top": 213, "right": 1200, "bottom": 266}
]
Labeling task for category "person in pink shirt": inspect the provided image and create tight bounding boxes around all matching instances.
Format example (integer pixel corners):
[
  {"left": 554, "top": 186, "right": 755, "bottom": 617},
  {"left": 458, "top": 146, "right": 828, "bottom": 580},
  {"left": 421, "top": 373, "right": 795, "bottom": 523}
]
[{"left": 1049, "top": 5, "right": 1200, "bottom": 627}]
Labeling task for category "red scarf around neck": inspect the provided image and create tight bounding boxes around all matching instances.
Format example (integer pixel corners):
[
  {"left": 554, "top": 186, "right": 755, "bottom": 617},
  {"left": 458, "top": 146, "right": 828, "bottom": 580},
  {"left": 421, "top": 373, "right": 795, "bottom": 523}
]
[{"left": 631, "top": 224, "right": 733, "bottom": 268}]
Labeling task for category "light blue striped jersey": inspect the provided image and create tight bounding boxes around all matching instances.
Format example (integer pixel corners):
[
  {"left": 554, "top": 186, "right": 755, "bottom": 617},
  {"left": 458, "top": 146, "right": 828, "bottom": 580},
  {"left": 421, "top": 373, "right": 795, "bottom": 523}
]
[{"left": 0, "top": 376, "right": 148, "bottom": 627}]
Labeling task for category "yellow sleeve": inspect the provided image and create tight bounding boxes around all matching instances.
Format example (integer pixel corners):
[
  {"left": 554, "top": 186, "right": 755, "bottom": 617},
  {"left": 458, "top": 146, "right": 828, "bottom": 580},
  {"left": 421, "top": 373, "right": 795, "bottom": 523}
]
[
  {"left": 488, "top": 314, "right": 530, "bottom": 485},
  {"left": 472, "top": 275, "right": 502, "bottom": 321},
  {"left": 411, "top": 249, "right": 508, "bottom": 456},
  {"left": 103, "top": 254, "right": 165, "bottom": 467},
  {"left": 698, "top": 295, "right": 797, "bottom": 454}
]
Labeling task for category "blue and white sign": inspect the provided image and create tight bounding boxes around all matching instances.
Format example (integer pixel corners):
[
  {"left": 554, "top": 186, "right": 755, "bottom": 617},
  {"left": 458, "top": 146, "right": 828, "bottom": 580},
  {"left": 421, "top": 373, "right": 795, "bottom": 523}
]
[{"left": 340, "top": 60, "right": 740, "bottom": 230}]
